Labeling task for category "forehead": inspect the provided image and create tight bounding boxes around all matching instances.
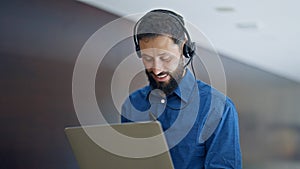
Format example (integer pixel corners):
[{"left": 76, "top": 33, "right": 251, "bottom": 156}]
[{"left": 139, "top": 35, "right": 179, "bottom": 51}]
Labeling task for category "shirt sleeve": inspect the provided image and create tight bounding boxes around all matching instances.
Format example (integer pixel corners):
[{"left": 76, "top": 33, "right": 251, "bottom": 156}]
[
  {"left": 204, "top": 100, "right": 242, "bottom": 168},
  {"left": 121, "top": 99, "right": 132, "bottom": 123}
]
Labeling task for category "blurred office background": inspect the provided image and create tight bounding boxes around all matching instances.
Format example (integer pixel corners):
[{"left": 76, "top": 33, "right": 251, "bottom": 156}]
[{"left": 1, "top": 1, "right": 300, "bottom": 169}]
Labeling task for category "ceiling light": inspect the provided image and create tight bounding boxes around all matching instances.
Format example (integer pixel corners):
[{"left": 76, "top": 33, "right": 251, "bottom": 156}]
[
  {"left": 215, "top": 6, "right": 235, "bottom": 12},
  {"left": 236, "top": 21, "right": 263, "bottom": 30}
]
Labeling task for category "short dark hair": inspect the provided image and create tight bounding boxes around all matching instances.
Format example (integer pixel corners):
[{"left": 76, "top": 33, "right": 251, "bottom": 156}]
[{"left": 136, "top": 10, "right": 186, "bottom": 45}]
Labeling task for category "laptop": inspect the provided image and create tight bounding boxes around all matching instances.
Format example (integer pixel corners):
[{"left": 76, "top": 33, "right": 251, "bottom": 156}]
[{"left": 65, "top": 121, "right": 174, "bottom": 169}]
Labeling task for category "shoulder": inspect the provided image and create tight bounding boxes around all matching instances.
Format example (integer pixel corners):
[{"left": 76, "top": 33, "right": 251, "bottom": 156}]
[
  {"left": 195, "top": 79, "right": 236, "bottom": 114},
  {"left": 196, "top": 80, "right": 227, "bottom": 101}
]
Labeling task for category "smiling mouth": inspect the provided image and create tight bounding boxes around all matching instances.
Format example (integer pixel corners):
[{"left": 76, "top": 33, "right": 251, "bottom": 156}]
[
  {"left": 157, "top": 73, "right": 167, "bottom": 78},
  {"left": 152, "top": 72, "right": 170, "bottom": 82}
]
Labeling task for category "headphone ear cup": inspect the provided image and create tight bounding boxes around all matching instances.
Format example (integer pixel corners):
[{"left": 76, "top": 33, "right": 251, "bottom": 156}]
[
  {"left": 137, "top": 50, "right": 141, "bottom": 58},
  {"left": 189, "top": 42, "right": 196, "bottom": 58},
  {"left": 183, "top": 42, "right": 196, "bottom": 58},
  {"left": 135, "top": 45, "right": 142, "bottom": 58},
  {"left": 183, "top": 43, "right": 189, "bottom": 58}
]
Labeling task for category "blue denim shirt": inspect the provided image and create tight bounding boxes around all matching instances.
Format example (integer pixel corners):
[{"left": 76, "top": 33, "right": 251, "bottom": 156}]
[{"left": 121, "top": 70, "right": 242, "bottom": 169}]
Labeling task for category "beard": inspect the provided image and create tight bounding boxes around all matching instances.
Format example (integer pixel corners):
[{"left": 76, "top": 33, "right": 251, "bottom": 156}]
[{"left": 146, "top": 58, "right": 185, "bottom": 96}]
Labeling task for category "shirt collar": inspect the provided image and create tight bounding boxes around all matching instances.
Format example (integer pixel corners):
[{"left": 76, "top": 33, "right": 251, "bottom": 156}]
[{"left": 173, "top": 69, "right": 196, "bottom": 103}]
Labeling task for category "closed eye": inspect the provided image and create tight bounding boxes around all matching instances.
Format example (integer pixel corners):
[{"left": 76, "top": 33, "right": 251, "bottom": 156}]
[
  {"left": 160, "top": 55, "right": 172, "bottom": 62},
  {"left": 142, "top": 55, "right": 153, "bottom": 62}
]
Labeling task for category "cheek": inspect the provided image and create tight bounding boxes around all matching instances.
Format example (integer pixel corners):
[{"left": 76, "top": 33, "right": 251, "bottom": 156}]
[
  {"left": 166, "top": 58, "right": 181, "bottom": 72},
  {"left": 142, "top": 60, "right": 152, "bottom": 70}
]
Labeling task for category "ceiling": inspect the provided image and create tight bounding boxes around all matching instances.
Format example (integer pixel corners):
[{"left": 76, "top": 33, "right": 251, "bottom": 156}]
[{"left": 79, "top": 0, "right": 300, "bottom": 83}]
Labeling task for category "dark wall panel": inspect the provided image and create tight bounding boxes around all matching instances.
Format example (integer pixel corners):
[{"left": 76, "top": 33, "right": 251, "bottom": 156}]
[{"left": 0, "top": 1, "right": 120, "bottom": 169}]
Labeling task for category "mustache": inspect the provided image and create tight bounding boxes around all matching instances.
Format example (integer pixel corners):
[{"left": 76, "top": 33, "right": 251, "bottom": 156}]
[{"left": 149, "top": 71, "right": 169, "bottom": 76}]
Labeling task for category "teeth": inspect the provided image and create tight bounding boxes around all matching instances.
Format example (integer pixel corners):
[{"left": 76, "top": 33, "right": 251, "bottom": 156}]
[{"left": 157, "top": 74, "right": 167, "bottom": 78}]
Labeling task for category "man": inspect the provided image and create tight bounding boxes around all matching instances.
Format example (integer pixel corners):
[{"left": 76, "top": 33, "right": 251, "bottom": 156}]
[{"left": 121, "top": 9, "right": 242, "bottom": 168}]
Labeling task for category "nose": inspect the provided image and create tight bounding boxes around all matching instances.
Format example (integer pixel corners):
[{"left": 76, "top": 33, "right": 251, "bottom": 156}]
[{"left": 151, "top": 59, "right": 163, "bottom": 75}]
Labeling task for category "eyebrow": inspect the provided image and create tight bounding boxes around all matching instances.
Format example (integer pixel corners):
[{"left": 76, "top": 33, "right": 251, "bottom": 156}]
[{"left": 141, "top": 53, "right": 152, "bottom": 58}]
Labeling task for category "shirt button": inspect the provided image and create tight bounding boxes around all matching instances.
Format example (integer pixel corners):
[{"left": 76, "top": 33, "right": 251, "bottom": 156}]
[{"left": 161, "top": 99, "right": 166, "bottom": 104}]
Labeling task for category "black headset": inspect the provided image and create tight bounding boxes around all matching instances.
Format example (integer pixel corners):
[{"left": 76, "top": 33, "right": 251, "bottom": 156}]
[{"left": 133, "top": 9, "right": 196, "bottom": 60}]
